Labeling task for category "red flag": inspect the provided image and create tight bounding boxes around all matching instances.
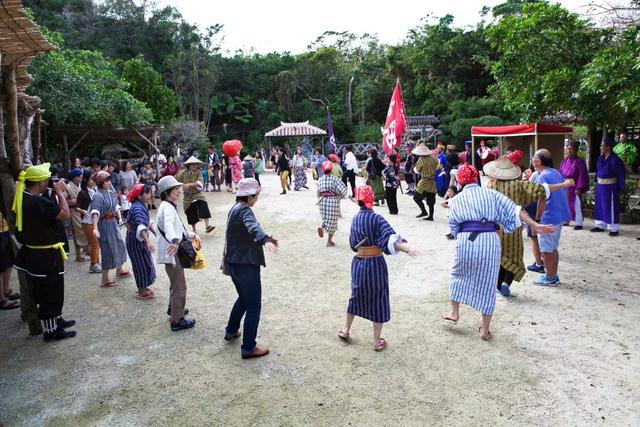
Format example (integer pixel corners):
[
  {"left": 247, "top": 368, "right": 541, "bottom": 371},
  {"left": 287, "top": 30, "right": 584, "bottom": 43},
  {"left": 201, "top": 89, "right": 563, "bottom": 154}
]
[{"left": 381, "top": 80, "right": 406, "bottom": 155}]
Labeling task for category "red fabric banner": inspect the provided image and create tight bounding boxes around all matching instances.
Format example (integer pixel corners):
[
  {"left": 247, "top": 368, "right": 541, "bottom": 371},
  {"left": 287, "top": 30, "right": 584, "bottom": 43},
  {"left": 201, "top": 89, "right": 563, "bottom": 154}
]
[
  {"left": 471, "top": 123, "right": 572, "bottom": 136},
  {"left": 381, "top": 81, "right": 406, "bottom": 155}
]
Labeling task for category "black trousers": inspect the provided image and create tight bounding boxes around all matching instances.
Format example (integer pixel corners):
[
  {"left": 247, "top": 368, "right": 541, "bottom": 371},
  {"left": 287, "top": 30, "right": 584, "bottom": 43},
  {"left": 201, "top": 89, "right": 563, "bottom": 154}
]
[
  {"left": 185, "top": 199, "right": 211, "bottom": 225},
  {"left": 29, "top": 274, "right": 64, "bottom": 320},
  {"left": 342, "top": 169, "right": 356, "bottom": 196},
  {"left": 385, "top": 187, "right": 398, "bottom": 214},
  {"left": 497, "top": 266, "right": 515, "bottom": 288},
  {"left": 413, "top": 191, "right": 436, "bottom": 216}
]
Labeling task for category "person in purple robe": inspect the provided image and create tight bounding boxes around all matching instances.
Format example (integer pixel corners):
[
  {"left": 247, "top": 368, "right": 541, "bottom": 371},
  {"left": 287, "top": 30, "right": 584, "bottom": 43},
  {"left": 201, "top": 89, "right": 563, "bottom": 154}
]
[
  {"left": 559, "top": 140, "right": 589, "bottom": 230},
  {"left": 591, "top": 136, "right": 626, "bottom": 236}
]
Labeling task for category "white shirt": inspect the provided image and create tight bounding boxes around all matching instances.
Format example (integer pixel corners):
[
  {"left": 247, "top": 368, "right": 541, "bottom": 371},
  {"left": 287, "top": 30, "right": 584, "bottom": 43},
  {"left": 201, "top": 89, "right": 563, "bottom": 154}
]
[
  {"left": 343, "top": 152, "right": 358, "bottom": 172},
  {"left": 156, "top": 200, "right": 195, "bottom": 266}
]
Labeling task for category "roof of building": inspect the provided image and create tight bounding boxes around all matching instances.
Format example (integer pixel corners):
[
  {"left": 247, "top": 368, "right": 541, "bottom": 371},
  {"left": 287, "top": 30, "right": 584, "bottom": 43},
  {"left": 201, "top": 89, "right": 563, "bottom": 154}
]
[{"left": 265, "top": 121, "right": 327, "bottom": 137}]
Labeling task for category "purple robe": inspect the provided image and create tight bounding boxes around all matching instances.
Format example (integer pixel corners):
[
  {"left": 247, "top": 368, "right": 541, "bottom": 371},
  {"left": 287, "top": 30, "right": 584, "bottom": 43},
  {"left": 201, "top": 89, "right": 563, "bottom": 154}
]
[
  {"left": 559, "top": 156, "right": 589, "bottom": 221},
  {"left": 594, "top": 154, "right": 626, "bottom": 225}
]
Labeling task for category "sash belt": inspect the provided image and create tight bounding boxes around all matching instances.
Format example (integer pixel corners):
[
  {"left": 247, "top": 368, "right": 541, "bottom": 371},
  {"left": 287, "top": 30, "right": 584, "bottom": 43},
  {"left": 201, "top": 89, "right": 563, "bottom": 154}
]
[
  {"left": 357, "top": 245, "right": 383, "bottom": 258},
  {"left": 597, "top": 177, "right": 617, "bottom": 185},
  {"left": 459, "top": 220, "right": 499, "bottom": 242},
  {"left": 25, "top": 242, "right": 68, "bottom": 260},
  {"left": 319, "top": 192, "right": 337, "bottom": 197},
  {"left": 101, "top": 212, "right": 116, "bottom": 221}
]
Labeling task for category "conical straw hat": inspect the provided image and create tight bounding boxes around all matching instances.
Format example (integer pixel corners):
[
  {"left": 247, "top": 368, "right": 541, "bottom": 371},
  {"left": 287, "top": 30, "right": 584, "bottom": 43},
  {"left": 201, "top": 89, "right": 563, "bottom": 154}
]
[
  {"left": 411, "top": 143, "right": 432, "bottom": 156},
  {"left": 483, "top": 156, "right": 522, "bottom": 180}
]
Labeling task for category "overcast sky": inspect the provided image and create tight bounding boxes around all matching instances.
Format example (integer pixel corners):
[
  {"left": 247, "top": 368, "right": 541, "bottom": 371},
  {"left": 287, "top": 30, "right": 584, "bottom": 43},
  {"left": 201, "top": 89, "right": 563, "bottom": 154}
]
[{"left": 157, "top": 0, "right": 594, "bottom": 54}]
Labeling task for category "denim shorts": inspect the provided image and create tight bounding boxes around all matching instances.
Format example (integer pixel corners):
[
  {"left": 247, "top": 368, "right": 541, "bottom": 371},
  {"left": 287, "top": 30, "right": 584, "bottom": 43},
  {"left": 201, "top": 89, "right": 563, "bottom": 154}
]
[{"left": 538, "top": 224, "right": 562, "bottom": 253}]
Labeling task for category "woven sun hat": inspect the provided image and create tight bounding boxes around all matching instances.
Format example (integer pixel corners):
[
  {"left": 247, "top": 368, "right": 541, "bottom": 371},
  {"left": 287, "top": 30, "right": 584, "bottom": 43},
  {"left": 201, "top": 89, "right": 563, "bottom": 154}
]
[
  {"left": 446, "top": 144, "right": 457, "bottom": 151},
  {"left": 158, "top": 175, "right": 182, "bottom": 194},
  {"left": 236, "top": 178, "right": 261, "bottom": 197},
  {"left": 484, "top": 156, "right": 522, "bottom": 180},
  {"left": 411, "top": 143, "right": 432, "bottom": 156},
  {"left": 183, "top": 156, "right": 203, "bottom": 166}
]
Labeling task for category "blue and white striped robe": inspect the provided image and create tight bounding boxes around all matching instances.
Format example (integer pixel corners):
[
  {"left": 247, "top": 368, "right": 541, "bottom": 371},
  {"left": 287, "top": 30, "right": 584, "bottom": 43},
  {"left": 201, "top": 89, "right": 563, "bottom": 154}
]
[
  {"left": 448, "top": 184, "right": 520, "bottom": 315},
  {"left": 348, "top": 209, "right": 402, "bottom": 323},
  {"left": 125, "top": 200, "right": 156, "bottom": 289}
]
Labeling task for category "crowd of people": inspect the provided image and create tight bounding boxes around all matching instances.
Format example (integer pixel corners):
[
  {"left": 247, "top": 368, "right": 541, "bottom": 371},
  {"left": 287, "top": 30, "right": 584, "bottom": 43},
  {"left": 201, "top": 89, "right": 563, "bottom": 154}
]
[{"left": 1, "top": 133, "right": 635, "bottom": 357}]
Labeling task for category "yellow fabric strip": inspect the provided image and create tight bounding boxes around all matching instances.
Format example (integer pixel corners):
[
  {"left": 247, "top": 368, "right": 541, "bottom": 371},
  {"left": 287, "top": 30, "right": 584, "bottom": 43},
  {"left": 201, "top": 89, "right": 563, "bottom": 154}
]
[{"left": 25, "top": 242, "right": 68, "bottom": 260}]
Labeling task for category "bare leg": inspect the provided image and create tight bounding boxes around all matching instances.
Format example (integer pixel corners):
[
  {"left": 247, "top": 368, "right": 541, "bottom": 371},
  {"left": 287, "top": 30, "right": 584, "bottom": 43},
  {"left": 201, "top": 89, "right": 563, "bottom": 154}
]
[
  {"left": 480, "top": 314, "right": 492, "bottom": 340},
  {"left": 531, "top": 237, "right": 543, "bottom": 265},
  {"left": 542, "top": 250, "right": 559, "bottom": 277},
  {"left": 101, "top": 269, "right": 113, "bottom": 286},
  {"left": 373, "top": 322, "right": 383, "bottom": 345},
  {"left": 443, "top": 300, "right": 460, "bottom": 321},
  {"left": 1, "top": 268, "right": 11, "bottom": 294},
  {"left": 326, "top": 232, "right": 335, "bottom": 246},
  {"left": 341, "top": 313, "right": 355, "bottom": 335},
  {"left": 75, "top": 244, "right": 84, "bottom": 261},
  {"left": 192, "top": 224, "right": 197, "bottom": 234}
]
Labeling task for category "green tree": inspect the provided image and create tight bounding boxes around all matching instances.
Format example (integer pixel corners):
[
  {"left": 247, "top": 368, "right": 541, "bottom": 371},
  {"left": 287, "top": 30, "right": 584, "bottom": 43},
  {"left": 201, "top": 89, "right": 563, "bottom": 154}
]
[
  {"left": 486, "top": 2, "right": 605, "bottom": 121},
  {"left": 29, "top": 49, "right": 153, "bottom": 126},
  {"left": 121, "top": 56, "right": 177, "bottom": 122}
]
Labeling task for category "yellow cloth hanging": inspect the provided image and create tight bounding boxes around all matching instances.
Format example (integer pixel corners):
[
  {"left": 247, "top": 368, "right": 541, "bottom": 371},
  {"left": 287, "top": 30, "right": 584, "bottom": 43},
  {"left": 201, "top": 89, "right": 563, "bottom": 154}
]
[
  {"left": 25, "top": 242, "right": 68, "bottom": 260},
  {"left": 12, "top": 163, "right": 52, "bottom": 232}
]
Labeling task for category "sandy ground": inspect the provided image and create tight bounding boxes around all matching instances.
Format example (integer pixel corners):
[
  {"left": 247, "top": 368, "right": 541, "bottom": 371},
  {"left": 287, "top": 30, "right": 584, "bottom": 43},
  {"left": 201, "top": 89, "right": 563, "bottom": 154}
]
[{"left": 1, "top": 170, "right": 639, "bottom": 426}]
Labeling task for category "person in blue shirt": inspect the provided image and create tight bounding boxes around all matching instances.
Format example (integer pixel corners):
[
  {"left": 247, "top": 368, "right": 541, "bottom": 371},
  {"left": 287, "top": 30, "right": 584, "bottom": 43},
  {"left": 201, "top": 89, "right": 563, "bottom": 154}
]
[{"left": 531, "top": 149, "right": 570, "bottom": 286}]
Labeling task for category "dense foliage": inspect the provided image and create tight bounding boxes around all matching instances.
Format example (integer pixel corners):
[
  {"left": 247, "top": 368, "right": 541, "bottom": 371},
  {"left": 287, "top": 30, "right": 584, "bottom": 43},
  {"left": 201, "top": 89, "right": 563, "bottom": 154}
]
[{"left": 24, "top": 0, "right": 640, "bottom": 154}]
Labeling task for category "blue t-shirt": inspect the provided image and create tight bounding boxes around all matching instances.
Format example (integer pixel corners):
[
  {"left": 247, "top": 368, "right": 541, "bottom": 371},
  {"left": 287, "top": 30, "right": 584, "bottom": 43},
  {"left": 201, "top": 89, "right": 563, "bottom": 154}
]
[{"left": 536, "top": 168, "right": 570, "bottom": 225}]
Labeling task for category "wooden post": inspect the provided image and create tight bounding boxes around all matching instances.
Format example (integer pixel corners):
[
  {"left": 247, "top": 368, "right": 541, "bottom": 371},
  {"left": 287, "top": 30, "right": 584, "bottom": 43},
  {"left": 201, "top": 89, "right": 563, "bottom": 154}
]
[
  {"left": 534, "top": 122, "right": 539, "bottom": 152},
  {"left": 471, "top": 136, "right": 475, "bottom": 167},
  {"left": 3, "top": 63, "right": 22, "bottom": 176},
  {"left": 63, "top": 133, "right": 69, "bottom": 171},
  {"left": 32, "top": 109, "right": 41, "bottom": 164}
]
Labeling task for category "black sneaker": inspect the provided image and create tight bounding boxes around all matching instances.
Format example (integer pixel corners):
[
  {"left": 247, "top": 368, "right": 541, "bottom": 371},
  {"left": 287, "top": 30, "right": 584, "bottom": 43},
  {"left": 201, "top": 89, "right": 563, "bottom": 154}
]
[
  {"left": 416, "top": 212, "right": 428, "bottom": 218},
  {"left": 57, "top": 317, "right": 76, "bottom": 328},
  {"left": 171, "top": 318, "right": 196, "bottom": 332},
  {"left": 423, "top": 216, "right": 434, "bottom": 221},
  {"left": 590, "top": 227, "right": 605, "bottom": 233},
  {"left": 43, "top": 327, "right": 77, "bottom": 342},
  {"left": 574, "top": 225, "right": 583, "bottom": 230},
  {"left": 166, "top": 305, "right": 189, "bottom": 316},
  {"left": 609, "top": 231, "right": 619, "bottom": 237}
]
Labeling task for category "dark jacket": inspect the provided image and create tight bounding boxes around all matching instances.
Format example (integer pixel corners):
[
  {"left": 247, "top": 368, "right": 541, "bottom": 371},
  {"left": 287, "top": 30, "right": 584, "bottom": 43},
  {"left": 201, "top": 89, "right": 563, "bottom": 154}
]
[{"left": 224, "top": 203, "right": 271, "bottom": 267}]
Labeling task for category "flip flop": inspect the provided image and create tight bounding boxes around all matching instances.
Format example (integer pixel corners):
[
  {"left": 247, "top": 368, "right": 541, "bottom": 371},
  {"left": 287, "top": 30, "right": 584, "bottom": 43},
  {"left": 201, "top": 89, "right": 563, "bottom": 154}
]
[
  {"left": 0, "top": 299, "right": 20, "bottom": 310},
  {"left": 135, "top": 292, "right": 156, "bottom": 300},
  {"left": 337, "top": 329, "right": 350, "bottom": 340},
  {"left": 479, "top": 327, "right": 491, "bottom": 341},
  {"left": 317, "top": 227, "right": 324, "bottom": 238},
  {"left": 326, "top": 241, "right": 336, "bottom": 247},
  {"left": 116, "top": 271, "right": 132, "bottom": 278},
  {"left": 441, "top": 314, "right": 459, "bottom": 324},
  {"left": 374, "top": 338, "right": 387, "bottom": 352},
  {"left": 100, "top": 281, "right": 117, "bottom": 288},
  {"left": 206, "top": 225, "right": 215, "bottom": 233}
]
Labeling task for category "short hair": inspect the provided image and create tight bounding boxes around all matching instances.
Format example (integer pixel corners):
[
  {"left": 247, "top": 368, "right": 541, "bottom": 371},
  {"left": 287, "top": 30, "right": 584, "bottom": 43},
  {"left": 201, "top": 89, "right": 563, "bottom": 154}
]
[
  {"left": 388, "top": 154, "right": 397, "bottom": 163},
  {"left": 370, "top": 149, "right": 378, "bottom": 158},
  {"left": 533, "top": 149, "right": 553, "bottom": 167}
]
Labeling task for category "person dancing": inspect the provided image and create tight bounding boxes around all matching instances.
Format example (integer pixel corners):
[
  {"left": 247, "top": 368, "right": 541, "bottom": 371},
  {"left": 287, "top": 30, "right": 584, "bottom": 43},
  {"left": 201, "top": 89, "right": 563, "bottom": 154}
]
[
  {"left": 338, "top": 185, "right": 418, "bottom": 351},
  {"left": 316, "top": 161, "right": 350, "bottom": 247}
]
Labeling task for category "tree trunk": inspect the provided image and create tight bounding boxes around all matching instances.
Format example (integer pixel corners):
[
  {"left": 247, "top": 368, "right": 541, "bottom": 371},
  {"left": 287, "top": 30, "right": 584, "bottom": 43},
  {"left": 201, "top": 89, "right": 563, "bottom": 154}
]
[
  {"left": 588, "top": 124, "right": 603, "bottom": 172},
  {"left": 347, "top": 74, "right": 354, "bottom": 124},
  {"left": 3, "top": 64, "right": 22, "bottom": 177}
]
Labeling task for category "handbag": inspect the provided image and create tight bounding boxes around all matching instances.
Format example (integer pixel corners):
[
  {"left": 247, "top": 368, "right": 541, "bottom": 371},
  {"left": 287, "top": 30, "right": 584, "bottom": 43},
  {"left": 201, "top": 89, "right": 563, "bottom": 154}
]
[{"left": 157, "top": 205, "right": 197, "bottom": 269}]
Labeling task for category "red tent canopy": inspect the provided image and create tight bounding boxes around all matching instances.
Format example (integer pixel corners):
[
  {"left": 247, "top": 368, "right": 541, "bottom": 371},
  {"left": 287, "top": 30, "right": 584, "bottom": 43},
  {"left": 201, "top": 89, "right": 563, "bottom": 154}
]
[{"left": 471, "top": 123, "right": 572, "bottom": 136}]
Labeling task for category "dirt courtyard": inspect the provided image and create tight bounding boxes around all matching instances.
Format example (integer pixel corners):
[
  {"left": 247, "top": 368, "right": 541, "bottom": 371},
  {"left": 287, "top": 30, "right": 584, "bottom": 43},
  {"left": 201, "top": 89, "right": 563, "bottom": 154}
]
[{"left": 1, "top": 170, "right": 639, "bottom": 426}]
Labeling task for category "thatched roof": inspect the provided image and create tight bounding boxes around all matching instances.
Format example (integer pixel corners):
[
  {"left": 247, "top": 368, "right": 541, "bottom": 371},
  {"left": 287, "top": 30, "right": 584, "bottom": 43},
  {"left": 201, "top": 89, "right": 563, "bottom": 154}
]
[
  {"left": 265, "top": 121, "right": 326, "bottom": 137},
  {"left": 0, "top": 0, "right": 56, "bottom": 92}
]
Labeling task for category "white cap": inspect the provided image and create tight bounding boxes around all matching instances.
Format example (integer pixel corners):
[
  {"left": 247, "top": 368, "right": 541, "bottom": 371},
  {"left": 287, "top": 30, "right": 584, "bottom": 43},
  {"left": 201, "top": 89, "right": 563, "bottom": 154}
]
[{"left": 236, "top": 178, "right": 261, "bottom": 197}]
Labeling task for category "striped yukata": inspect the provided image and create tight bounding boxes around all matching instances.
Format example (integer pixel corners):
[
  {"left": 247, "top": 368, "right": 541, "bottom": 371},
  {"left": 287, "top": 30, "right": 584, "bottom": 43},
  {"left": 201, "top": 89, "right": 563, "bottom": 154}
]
[
  {"left": 90, "top": 189, "right": 127, "bottom": 270},
  {"left": 491, "top": 180, "right": 546, "bottom": 282},
  {"left": 448, "top": 184, "right": 520, "bottom": 315},
  {"left": 348, "top": 209, "right": 402, "bottom": 323},
  {"left": 317, "top": 174, "right": 349, "bottom": 233},
  {"left": 125, "top": 200, "right": 156, "bottom": 289}
]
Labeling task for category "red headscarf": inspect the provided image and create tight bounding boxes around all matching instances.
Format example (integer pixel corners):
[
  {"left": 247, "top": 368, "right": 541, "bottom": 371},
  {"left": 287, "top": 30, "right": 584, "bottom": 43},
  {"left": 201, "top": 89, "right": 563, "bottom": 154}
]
[
  {"left": 322, "top": 160, "right": 333, "bottom": 173},
  {"left": 128, "top": 183, "right": 146, "bottom": 203},
  {"left": 457, "top": 164, "right": 478, "bottom": 187},
  {"left": 355, "top": 185, "right": 374, "bottom": 209},
  {"left": 328, "top": 154, "right": 339, "bottom": 163},
  {"left": 507, "top": 149, "right": 523, "bottom": 166}
]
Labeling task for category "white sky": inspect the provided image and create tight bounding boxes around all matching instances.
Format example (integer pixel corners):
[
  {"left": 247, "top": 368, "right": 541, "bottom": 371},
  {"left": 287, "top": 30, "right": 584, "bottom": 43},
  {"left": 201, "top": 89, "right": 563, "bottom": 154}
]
[{"left": 158, "top": 0, "right": 595, "bottom": 55}]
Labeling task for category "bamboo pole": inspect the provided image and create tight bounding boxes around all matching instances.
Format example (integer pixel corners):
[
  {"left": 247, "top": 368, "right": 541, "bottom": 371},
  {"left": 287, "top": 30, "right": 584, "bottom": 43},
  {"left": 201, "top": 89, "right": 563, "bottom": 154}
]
[
  {"left": 3, "top": 63, "right": 22, "bottom": 176},
  {"left": 32, "top": 109, "right": 41, "bottom": 164}
]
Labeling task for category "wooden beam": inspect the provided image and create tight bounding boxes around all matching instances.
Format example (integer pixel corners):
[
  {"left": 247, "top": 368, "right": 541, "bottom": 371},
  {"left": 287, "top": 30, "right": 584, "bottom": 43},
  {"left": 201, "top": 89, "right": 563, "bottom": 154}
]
[
  {"left": 132, "top": 128, "right": 160, "bottom": 154},
  {"left": 68, "top": 130, "right": 90, "bottom": 154},
  {"left": 2, "top": 63, "right": 21, "bottom": 176}
]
